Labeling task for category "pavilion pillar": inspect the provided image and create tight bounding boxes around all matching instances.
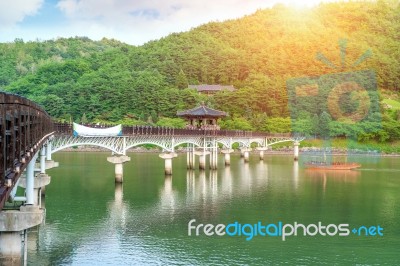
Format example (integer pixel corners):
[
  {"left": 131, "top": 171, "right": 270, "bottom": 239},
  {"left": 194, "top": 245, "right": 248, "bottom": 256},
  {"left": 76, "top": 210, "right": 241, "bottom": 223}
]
[
  {"left": 294, "top": 141, "right": 300, "bottom": 161},
  {"left": 221, "top": 149, "right": 234, "bottom": 166}
]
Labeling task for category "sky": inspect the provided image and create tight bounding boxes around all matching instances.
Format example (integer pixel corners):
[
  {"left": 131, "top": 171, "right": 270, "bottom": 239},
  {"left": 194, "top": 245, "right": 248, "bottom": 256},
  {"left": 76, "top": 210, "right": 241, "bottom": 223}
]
[{"left": 0, "top": 0, "right": 337, "bottom": 45}]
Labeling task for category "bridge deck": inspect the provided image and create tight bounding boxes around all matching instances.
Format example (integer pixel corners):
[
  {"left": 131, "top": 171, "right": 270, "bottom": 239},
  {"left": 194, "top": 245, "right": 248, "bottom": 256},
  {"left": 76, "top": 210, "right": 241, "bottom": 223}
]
[{"left": 0, "top": 92, "right": 53, "bottom": 210}]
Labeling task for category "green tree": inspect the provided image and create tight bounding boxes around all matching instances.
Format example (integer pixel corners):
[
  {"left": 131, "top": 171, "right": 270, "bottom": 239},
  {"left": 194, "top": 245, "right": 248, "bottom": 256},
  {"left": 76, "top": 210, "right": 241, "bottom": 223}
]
[
  {"left": 156, "top": 117, "right": 186, "bottom": 128},
  {"left": 319, "top": 111, "right": 332, "bottom": 138},
  {"left": 175, "top": 69, "right": 189, "bottom": 89}
]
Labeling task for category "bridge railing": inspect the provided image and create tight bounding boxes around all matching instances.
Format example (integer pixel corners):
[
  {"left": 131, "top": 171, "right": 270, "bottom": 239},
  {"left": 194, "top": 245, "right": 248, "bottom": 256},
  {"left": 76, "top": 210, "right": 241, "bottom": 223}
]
[
  {"left": 0, "top": 92, "right": 53, "bottom": 208},
  {"left": 54, "top": 123, "right": 293, "bottom": 138}
]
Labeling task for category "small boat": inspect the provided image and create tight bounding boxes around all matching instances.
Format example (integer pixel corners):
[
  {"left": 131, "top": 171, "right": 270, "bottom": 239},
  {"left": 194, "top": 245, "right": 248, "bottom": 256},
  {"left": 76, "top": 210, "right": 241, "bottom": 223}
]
[
  {"left": 304, "top": 153, "right": 361, "bottom": 170},
  {"left": 304, "top": 161, "right": 361, "bottom": 170}
]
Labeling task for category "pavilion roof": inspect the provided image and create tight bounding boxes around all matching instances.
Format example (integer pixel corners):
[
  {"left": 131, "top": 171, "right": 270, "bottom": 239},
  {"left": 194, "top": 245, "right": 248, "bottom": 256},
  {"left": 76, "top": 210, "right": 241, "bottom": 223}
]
[{"left": 177, "top": 105, "right": 227, "bottom": 118}]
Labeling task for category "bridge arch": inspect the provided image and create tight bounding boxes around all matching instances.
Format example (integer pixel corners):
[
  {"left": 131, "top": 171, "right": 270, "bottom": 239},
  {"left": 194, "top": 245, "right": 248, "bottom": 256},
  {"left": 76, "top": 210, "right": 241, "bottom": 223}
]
[
  {"left": 173, "top": 140, "right": 202, "bottom": 149},
  {"left": 268, "top": 139, "right": 295, "bottom": 147},
  {"left": 52, "top": 143, "right": 121, "bottom": 155},
  {"left": 249, "top": 139, "right": 265, "bottom": 147},
  {"left": 226, "top": 140, "right": 249, "bottom": 149},
  {"left": 125, "top": 142, "right": 169, "bottom": 152}
]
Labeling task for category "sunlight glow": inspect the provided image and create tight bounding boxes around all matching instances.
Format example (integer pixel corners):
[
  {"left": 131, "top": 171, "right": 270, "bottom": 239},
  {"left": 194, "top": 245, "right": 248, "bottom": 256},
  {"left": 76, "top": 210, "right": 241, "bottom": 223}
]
[{"left": 276, "top": 0, "right": 334, "bottom": 8}]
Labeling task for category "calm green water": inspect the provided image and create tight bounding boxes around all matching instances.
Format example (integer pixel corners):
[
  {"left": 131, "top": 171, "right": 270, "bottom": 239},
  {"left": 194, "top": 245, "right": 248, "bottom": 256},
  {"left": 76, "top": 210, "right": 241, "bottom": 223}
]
[{"left": 28, "top": 152, "right": 400, "bottom": 265}]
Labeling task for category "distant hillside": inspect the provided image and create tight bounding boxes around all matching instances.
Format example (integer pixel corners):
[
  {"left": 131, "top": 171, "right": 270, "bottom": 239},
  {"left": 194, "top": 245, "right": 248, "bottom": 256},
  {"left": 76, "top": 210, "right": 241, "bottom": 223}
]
[{"left": 1, "top": 0, "right": 399, "bottom": 140}]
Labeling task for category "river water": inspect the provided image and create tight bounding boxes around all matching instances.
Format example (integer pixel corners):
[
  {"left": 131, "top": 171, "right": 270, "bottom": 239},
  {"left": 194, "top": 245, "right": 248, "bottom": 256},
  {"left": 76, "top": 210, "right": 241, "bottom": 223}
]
[{"left": 28, "top": 152, "right": 400, "bottom": 265}]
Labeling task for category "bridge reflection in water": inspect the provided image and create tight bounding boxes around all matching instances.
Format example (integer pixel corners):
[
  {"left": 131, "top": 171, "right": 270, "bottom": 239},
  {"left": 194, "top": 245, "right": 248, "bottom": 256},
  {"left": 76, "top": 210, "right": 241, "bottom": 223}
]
[
  {"left": 26, "top": 158, "right": 275, "bottom": 264},
  {"left": 25, "top": 152, "right": 368, "bottom": 265}
]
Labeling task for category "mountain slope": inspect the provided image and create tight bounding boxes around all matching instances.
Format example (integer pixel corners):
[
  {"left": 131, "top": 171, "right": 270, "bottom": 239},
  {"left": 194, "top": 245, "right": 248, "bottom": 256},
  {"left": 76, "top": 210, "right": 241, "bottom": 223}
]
[{"left": 1, "top": 1, "right": 399, "bottom": 138}]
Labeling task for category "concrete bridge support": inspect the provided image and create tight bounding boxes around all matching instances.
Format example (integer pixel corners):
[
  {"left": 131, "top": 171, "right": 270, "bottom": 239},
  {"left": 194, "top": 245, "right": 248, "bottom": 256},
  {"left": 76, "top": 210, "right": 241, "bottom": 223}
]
[
  {"left": 209, "top": 146, "right": 218, "bottom": 170},
  {"left": 159, "top": 153, "right": 177, "bottom": 175},
  {"left": 40, "top": 148, "right": 46, "bottom": 174},
  {"left": 195, "top": 151, "right": 210, "bottom": 170},
  {"left": 107, "top": 155, "right": 131, "bottom": 183},
  {"left": 186, "top": 144, "right": 195, "bottom": 170},
  {"left": 44, "top": 142, "right": 59, "bottom": 171},
  {"left": 241, "top": 148, "right": 252, "bottom": 163},
  {"left": 0, "top": 205, "right": 44, "bottom": 265},
  {"left": 46, "top": 142, "right": 52, "bottom": 161},
  {"left": 0, "top": 152, "right": 46, "bottom": 264},
  {"left": 26, "top": 153, "right": 39, "bottom": 205},
  {"left": 256, "top": 147, "right": 268, "bottom": 160},
  {"left": 19, "top": 174, "right": 51, "bottom": 207},
  {"left": 39, "top": 148, "right": 47, "bottom": 196},
  {"left": 221, "top": 149, "right": 234, "bottom": 166},
  {"left": 294, "top": 141, "right": 300, "bottom": 161}
]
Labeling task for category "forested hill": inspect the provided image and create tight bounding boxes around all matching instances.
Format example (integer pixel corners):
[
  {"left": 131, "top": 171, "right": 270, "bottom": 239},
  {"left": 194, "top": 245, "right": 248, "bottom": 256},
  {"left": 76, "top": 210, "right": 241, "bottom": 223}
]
[{"left": 1, "top": 1, "right": 400, "bottom": 139}]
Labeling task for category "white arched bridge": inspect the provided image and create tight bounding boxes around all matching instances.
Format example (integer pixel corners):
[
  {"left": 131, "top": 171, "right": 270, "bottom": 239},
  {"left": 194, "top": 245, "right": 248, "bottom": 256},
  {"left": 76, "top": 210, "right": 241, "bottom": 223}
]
[
  {"left": 51, "top": 123, "right": 303, "bottom": 155},
  {"left": 50, "top": 123, "right": 304, "bottom": 178}
]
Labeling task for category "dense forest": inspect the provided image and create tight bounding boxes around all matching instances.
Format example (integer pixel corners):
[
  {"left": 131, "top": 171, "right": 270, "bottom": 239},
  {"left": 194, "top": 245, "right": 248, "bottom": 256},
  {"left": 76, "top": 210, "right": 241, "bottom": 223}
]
[{"left": 1, "top": 0, "right": 400, "bottom": 143}]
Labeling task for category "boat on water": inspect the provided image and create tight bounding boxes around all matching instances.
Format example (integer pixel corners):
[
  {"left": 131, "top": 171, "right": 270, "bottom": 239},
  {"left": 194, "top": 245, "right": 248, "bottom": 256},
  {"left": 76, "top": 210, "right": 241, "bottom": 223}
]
[
  {"left": 304, "top": 153, "right": 361, "bottom": 170},
  {"left": 304, "top": 161, "right": 361, "bottom": 170}
]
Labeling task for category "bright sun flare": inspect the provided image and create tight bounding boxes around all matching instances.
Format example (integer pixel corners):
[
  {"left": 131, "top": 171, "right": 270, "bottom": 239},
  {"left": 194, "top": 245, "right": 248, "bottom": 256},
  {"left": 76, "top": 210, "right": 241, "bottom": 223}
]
[{"left": 277, "top": 0, "right": 333, "bottom": 8}]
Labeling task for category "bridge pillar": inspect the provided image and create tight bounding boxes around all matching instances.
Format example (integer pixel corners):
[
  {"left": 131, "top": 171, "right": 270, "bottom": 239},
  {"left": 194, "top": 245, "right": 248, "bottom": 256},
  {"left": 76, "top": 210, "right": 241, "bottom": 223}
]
[
  {"left": 210, "top": 148, "right": 218, "bottom": 170},
  {"left": 241, "top": 148, "right": 252, "bottom": 163},
  {"left": 186, "top": 144, "right": 195, "bottom": 170},
  {"left": 221, "top": 149, "right": 234, "bottom": 166},
  {"left": 40, "top": 147, "right": 47, "bottom": 195},
  {"left": 294, "top": 141, "right": 300, "bottom": 161},
  {"left": 26, "top": 153, "right": 39, "bottom": 205},
  {"left": 44, "top": 141, "right": 59, "bottom": 171},
  {"left": 199, "top": 154, "right": 206, "bottom": 170},
  {"left": 40, "top": 148, "right": 46, "bottom": 174},
  {"left": 18, "top": 173, "right": 51, "bottom": 207},
  {"left": 46, "top": 142, "right": 52, "bottom": 161},
  {"left": 256, "top": 147, "right": 268, "bottom": 160},
  {"left": 0, "top": 205, "right": 44, "bottom": 264},
  {"left": 107, "top": 156, "right": 131, "bottom": 183},
  {"left": 194, "top": 151, "right": 210, "bottom": 170},
  {"left": 159, "top": 153, "right": 177, "bottom": 175}
]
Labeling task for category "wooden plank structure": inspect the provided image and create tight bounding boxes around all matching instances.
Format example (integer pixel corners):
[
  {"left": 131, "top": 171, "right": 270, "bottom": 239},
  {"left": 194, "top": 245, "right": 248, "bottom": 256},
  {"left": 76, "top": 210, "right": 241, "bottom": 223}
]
[{"left": 0, "top": 92, "right": 53, "bottom": 210}]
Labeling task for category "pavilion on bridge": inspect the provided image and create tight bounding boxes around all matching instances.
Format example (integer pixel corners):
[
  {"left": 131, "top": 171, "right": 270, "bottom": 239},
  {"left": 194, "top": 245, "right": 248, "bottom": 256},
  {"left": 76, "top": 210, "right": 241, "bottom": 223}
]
[{"left": 177, "top": 104, "right": 226, "bottom": 130}]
